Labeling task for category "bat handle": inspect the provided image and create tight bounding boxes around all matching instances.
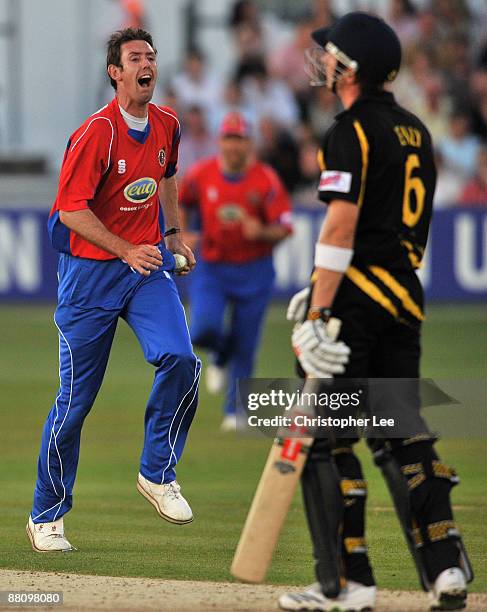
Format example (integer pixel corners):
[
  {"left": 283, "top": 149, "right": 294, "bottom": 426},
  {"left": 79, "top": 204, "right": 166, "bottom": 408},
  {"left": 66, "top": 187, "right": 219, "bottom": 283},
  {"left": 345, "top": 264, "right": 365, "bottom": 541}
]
[{"left": 325, "top": 317, "right": 342, "bottom": 341}]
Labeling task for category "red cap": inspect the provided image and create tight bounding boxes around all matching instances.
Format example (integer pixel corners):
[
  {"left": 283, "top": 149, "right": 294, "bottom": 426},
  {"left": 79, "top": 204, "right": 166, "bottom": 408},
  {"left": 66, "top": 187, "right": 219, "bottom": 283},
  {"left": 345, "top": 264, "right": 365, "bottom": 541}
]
[{"left": 219, "top": 112, "right": 251, "bottom": 138}]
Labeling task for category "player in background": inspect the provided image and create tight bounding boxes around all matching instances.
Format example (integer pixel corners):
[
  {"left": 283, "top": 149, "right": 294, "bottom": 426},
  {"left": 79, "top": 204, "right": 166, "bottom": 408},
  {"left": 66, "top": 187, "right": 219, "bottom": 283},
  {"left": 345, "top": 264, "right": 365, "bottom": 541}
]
[
  {"left": 179, "top": 112, "right": 293, "bottom": 431},
  {"left": 27, "top": 28, "right": 200, "bottom": 553},
  {"left": 281, "top": 12, "right": 472, "bottom": 611}
]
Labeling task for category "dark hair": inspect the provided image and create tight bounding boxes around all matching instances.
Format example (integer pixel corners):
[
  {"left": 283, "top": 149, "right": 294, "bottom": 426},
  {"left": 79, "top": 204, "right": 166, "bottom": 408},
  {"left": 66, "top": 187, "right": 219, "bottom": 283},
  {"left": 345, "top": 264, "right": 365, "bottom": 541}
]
[
  {"left": 186, "top": 46, "right": 205, "bottom": 62},
  {"left": 399, "top": 0, "right": 417, "bottom": 17},
  {"left": 106, "top": 28, "right": 156, "bottom": 90},
  {"left": 229, "top": 0, "right": 255, "bottom": 28}
]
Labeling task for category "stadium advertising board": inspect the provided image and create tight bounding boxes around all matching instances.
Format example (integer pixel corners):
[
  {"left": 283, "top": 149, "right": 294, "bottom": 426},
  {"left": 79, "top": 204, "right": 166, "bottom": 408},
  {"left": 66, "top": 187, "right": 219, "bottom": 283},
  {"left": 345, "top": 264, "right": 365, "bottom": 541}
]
[{"left": 0, "top": 207, "right": 486, "bottom": 302}]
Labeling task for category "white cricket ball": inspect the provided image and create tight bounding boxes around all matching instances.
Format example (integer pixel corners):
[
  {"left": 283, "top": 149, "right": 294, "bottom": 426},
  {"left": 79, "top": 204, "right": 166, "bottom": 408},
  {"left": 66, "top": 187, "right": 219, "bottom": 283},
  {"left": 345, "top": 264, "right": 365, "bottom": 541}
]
[{"left": 174, "top": 253, "right": 188, "bottom": 272}]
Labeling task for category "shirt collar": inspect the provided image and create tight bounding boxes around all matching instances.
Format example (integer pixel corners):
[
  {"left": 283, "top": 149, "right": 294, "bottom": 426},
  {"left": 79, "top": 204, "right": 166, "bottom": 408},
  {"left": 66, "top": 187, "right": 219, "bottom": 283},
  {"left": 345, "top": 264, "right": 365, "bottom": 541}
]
[{"left": 335, "top": 90, "right": 396, "bottom": 120}]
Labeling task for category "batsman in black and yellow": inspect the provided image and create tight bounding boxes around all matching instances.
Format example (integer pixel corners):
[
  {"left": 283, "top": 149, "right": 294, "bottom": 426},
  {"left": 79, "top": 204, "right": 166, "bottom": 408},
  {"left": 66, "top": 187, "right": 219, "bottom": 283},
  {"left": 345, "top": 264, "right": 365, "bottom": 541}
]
[{"left": 280, "top": 12, "right": 473, "bottom": 612}]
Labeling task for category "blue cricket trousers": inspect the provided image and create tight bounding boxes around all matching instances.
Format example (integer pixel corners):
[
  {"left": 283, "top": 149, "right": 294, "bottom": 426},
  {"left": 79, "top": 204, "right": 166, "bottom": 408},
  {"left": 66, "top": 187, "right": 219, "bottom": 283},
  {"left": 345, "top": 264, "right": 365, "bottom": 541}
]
[
  {"left": 31, "top": 250, "right": 201, "bottom": 523},
  {"left": 189, "top": 256, "right": 274, "bottom": 415}
]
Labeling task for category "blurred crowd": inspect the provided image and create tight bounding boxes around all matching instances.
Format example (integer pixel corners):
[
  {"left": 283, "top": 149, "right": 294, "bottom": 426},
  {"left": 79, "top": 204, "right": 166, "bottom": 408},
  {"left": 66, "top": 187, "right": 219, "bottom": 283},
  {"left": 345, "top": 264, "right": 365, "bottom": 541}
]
[{"left": 163, "top": 0, "right": 487, "bottom": 208}]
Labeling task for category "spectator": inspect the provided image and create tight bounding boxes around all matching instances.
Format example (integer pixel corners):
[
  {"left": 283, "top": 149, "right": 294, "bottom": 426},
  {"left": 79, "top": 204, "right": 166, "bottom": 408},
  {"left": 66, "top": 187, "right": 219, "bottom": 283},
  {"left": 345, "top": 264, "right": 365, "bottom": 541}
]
[
  {"left": 232, "top": 22, "right": 265, "bottom": 76},
  {"left": 119, "top": 0, "right": 145, "bottom": 29},
  {"left": 310, "top": 0, "right": 335, "bottom": 32},
  {"left": 411, "top": 9, "right": 440, "bottom": 57},
  {"left": 209, "top": 78, "right": 257, "bottom": 136},
  {"left": 257, "top": 117, "right": 301, "bottom": 193},
  {"left": 293, "top": 140, "right": 322, "bottom": 207},
  {"left": 471, "top": 95, "right": 487, "bottom": 141},
  {"left": 170, "top": 47, "right": 222, "bottom": 121},
  {"left": 162, "top": 86, "right": 181, "bottom": 115},
  {"left": 433, "top": 0, "right": 470, "bottom": 39},
  {"left": 470, "top": 50, "right": 487, "bottom": 139},
  {"left": 268, "top": 15, "right": 315, "bottom": 119},
  {"left": 459, "top": 146, "right": 487, "bottom": 206},
  {"left": 434, "top": 152, "right": 465, "bottom": 208},
  {"left": 393, "top": 47, "right": 434, "bottom": 110},
  {"left": 438, "top": 110, "right": 480, "bottom": 177},
  {"left": 415, "top": 76, "right": 452, "bottom": 142},
  {"left": 441, "top": 34, "right": 472, "bottom": 110},
  {"left": 165, "top": 0, "right": 485, "bottom": 212},
  {"left": 178, "top": 106, "right": 218, "bottom": 178},
  {"left": 240, "top": 59, "right": 300, "bottom": 130},
  {"left": 388, "top": 0, "right": 418, "bottom": 48},
  {"left": 228, "top": 0, "right": 288, "bottom": 72},
  {"left": 228, "top": 0, "right": 259, "bottom": 30},
  {"left": 393, "top": 47, "right": 451, "bottom": 141},
  {"left": 308, "top": 87, "right": 340, "bottom": 140}
]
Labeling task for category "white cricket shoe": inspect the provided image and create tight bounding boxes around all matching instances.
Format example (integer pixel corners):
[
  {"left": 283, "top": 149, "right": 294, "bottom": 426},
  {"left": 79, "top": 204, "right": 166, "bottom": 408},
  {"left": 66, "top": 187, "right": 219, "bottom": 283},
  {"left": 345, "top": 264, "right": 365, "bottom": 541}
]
[
  {"left": 136, "top": 473, "right": 193, "bottom": 524},
  {"left": 279, "top": 581, "right": 376, "bottom": 611},
  {"left": 26, "top": 516, "right": 76, "bottom": 553},
  {"left": 206, "top": 363, "right": 226, "bottom": 394},
  {"left": 430, "top": 567, "right": 467, "bottom": 610}
]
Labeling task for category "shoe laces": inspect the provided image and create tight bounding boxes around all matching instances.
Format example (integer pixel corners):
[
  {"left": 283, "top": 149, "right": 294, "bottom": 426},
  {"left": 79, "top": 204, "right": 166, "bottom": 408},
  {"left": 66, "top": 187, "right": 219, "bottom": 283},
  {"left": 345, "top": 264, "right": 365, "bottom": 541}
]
[{"left": 165, "top": 481, "right": 182, "bottom": 500}]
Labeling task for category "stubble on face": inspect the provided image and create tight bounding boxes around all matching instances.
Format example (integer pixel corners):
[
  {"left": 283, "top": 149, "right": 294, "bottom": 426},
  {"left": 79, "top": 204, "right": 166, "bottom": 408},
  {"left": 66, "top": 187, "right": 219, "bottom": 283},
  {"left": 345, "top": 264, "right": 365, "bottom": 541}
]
[{"left": 115, "top": 40, "right": 158, "bottom": 114}]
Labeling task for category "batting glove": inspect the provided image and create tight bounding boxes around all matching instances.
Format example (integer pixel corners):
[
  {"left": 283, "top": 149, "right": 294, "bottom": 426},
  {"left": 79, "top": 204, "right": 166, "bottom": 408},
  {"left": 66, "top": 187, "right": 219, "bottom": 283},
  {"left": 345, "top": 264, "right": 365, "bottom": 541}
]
[
  {"left": 286, "top": 287, "right": 310, "bottom": 322},
  {"left": 292, "top": 318, "right": 351, "bottom": 378}
]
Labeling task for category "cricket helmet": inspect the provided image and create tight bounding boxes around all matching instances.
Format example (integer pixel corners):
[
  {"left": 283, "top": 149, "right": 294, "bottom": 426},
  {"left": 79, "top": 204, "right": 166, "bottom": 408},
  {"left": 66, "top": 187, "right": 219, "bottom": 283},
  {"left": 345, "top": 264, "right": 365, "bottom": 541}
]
[{"left": 305, "top": 12, "right": 401, "bottom": 89}]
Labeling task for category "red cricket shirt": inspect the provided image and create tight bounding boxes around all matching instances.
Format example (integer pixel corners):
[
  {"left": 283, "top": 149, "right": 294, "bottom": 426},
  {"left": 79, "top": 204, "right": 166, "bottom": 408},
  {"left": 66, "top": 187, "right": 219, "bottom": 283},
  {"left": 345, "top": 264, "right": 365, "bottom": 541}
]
[
  {"left": 179, "top": 157, "right": 292, "bottom": 263},
  {"left": 48, "top": 97, "right": 180, "bottom": 260}
]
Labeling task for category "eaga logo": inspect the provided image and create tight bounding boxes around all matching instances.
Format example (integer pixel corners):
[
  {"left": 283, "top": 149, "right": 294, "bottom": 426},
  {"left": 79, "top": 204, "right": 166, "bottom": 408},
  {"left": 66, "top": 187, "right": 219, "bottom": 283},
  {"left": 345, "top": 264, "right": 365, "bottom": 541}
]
[{"left": 123, "top": 177, "right": 157, "bottom": 203}]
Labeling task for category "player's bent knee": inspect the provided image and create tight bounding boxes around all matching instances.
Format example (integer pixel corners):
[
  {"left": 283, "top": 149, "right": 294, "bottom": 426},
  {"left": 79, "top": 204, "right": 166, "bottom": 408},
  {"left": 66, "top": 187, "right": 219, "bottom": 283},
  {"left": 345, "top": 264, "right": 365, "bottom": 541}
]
[
  {"left": 171, "top": 351, "right": 199, "bottom": 373},
  {"left": 151, "top": 349, "right": 200, "bottom": 373}
]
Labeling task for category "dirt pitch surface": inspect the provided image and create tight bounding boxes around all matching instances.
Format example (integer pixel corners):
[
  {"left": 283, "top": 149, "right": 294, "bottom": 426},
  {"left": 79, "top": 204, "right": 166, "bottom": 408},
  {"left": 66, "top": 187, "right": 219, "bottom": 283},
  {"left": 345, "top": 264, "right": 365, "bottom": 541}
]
[{"left": 1, "top": 570, "right": 486, "bottom": 611}]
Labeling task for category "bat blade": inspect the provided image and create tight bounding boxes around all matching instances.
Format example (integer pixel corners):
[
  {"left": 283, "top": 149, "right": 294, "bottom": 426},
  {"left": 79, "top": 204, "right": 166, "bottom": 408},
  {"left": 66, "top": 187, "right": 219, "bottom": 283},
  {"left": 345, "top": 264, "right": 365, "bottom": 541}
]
[{"left": 230, "top": 436, "right": 312, "bottom": 583}]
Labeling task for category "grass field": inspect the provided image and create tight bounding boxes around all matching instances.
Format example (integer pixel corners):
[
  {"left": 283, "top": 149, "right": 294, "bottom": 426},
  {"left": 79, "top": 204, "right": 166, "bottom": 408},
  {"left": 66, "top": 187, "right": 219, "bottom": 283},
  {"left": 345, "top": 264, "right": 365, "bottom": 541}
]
[{"left": 0, "top": 302, "right": 486, "bottom": 592}]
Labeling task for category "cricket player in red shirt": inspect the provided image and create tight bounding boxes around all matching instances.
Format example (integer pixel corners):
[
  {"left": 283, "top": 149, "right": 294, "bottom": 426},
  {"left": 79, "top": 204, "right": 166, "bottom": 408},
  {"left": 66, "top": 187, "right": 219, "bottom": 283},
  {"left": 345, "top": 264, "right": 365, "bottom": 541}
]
[
  {"left": 27, "top": 28, "right": 200, "bottom": 553},
  {"left": 180, "top": 112, "right": 293, "bottom": 431}
]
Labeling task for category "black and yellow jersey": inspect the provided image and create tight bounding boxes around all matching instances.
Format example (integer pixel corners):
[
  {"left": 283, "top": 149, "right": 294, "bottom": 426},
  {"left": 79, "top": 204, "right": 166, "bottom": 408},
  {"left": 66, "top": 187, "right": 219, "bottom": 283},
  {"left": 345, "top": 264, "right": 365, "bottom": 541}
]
[
  {"left": 318, "top": 90, "right": 436, "bottom": 273},
  {"left": 316, "top": 90, "right": 436, "bottom": 327}
]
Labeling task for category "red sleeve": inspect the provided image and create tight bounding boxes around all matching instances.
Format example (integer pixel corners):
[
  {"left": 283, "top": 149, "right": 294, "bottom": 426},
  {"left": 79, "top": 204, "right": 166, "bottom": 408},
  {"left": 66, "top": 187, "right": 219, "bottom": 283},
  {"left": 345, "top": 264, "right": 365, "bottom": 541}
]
[
  {"left": 157, "top": 105, "right": 181, "bottom": 178},
  {"left": 262, "top": 165, "right": 293, "bottom": 230},
  {"left": 56, "top": 117, "right": 113, "bottom": 212},
  {"left": 178, "top": 164, "right": 202, "bottom": 209}
]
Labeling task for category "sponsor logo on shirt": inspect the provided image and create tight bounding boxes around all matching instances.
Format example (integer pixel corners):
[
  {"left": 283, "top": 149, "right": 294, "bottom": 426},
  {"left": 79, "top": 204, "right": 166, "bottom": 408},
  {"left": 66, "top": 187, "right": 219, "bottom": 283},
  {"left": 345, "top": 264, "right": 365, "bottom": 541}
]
[
  {"left": 118, "top": 159, "right": 126, "bottom": 174},
  {"left": 124, "top": 177, "right": 157, "bottom": 203},
  {"left": 318, "top": 170, "right": 352, "bottom": 193},
  {"left": 217, "top": 204, "right": 244, "bottom": 223}
]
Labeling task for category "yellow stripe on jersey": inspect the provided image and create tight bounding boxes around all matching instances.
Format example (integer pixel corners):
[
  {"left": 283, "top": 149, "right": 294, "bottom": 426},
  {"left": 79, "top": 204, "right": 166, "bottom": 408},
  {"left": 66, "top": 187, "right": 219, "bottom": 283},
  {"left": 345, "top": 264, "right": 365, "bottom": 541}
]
[
  {"left": 352, "top": 120, "right": 369, "bottom": 208},
  {"left": 317, "top": 149, "right": 326, "bottom": 172},
  {"left": 369, "top": 266, "right": 424, "bottom": 321},
  {"left": 346, "top": 266, "right": 398, "bottom": 318},
  {"left": 401, "top": 240, "right": 423, "bottom": 269}
]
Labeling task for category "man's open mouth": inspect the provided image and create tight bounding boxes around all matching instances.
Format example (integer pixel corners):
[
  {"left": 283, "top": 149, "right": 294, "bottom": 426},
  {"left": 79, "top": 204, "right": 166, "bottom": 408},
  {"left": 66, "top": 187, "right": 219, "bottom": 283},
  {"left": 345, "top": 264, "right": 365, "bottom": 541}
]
[{"left": 138, "top": 75, "right": 152, "bottom": 88}]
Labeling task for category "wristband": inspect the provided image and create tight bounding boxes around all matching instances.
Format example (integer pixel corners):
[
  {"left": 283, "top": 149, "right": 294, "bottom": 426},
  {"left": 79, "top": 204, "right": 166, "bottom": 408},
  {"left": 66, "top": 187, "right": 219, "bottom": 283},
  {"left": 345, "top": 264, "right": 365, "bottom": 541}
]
[
  {"left": 314, "top": 243, "right": 353, "bottom": 272},
  {"left": 164, "top": 227, "right": 181, "bottom": 237},
  {"left": 307, "top": 307, "right": 332, "bottom": 322}
]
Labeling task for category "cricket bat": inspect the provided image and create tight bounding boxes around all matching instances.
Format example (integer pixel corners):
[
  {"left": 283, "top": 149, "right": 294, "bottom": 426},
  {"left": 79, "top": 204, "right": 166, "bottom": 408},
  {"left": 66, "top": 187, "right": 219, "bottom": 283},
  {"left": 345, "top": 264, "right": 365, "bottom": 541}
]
[{"left": 230, "top": 319, "right": 341, "bottom": 583}]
